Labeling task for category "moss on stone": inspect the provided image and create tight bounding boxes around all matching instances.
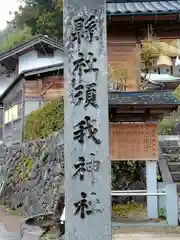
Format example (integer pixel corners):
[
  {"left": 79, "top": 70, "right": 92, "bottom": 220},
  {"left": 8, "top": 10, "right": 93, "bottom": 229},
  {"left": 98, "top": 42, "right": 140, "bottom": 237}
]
[
  {"left": 24, "top": 97, "right": 64, "bottom": 140},
  {"left": 27, "top": 159, "right": 33, "bottom": 172},
  {"left": 12, "top": 157, "right": 33, "bottom": 183}
]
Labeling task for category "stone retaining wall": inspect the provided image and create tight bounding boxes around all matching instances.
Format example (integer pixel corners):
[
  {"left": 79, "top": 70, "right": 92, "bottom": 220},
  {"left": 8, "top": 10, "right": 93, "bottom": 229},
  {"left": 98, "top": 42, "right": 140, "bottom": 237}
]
[{"left": 0, "top": 129, "right": 64, "bottom": 216}]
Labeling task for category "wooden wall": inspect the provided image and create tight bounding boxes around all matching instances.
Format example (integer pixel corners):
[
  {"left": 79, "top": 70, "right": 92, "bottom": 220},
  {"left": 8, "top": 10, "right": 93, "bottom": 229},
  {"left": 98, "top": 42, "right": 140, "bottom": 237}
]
[
  {"left": 25, "top": 75, "right": 64, "bottom": 100},
  {"left": 107, "top": 19, "right": 180, "bottom": 91},
  {"left": 107, "top": 33, "right": 140, "bottom": 91}
]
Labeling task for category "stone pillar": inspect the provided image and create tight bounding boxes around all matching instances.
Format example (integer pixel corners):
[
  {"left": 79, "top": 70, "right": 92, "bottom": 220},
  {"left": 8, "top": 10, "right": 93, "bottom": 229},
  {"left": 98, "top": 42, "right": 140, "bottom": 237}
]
[
  {"left": 166, "top": 183, "right": 178, "bottom": 226},
  {"left": 63, "top": 0, "right": 112, "bottom": 239},
  {"left": 146, "top": 160, "right": 158, "bottom": 218}
]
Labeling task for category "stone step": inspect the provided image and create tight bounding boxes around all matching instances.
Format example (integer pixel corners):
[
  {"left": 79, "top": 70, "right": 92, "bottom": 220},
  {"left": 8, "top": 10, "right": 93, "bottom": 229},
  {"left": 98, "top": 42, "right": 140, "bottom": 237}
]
[
  {"left": 161, "top": 139, "right": 180, "bottom": 144},
  {"left": 168, "top": 162, "right": 180, "bottom": 172},
  {"left": 176, "top": 183, "right": 180, "bottom": 193},
  {"left": 162, "top": 146, "right": 180, "bottom": 154},
  {"left": 171, "top": 171, "right": 180, "bottom": 182},
  {"left": 162, "top": 153, "right": 180, "bottom": 162}
]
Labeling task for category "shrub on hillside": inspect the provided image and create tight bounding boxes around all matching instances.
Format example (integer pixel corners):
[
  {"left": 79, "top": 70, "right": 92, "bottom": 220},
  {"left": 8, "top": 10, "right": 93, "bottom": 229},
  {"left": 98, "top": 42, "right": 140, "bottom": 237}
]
[
  {"left": 158, "top": 118, "right": 176, "bottom": 135},
  {"left": 24, "top": 98, "right": 64, "bottom": 140}
]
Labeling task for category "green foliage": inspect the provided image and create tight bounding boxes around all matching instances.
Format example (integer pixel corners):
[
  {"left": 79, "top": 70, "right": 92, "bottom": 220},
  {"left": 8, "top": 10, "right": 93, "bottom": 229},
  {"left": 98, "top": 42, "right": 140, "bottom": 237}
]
[
  {"left": 57, "top": 0, "right": 63, "bottom": 10},
  {"left": 0, "top": 0, "right": 63, "bottom": 52},
  {"left": 173, "top": 84, "right": 180, "bottom": 100},
  {"left": 157, "top": 175, "right": 162, "bottom": 181},
  {"left": 9, "top": 0, "right": 63, "bottom": 38},
  {"left": 36, "top": 10, "right": 63, "bottom": 39},
  {"left": 111, "top": 161, "right": 145, "bottom": 190},
  {"left": 11, "top": 6, "right": 39, "bottom": 35},
  {"left": 158, "top": 118, "right": 176, "bottom": 135},
  {"left": 0, "top": 26, "right": 33, "bottom": 52},
  {"left": 24, "top": 98, "right": 64, "bottom": 140},
  {"left": 158, "top": 207, "right": 166, "bottom": 219}
]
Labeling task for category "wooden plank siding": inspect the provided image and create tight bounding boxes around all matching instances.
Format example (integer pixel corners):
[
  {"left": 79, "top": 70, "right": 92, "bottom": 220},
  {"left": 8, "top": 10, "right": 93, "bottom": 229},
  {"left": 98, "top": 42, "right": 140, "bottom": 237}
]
[
  {"left": 107, "top": 21, "right": 180, "bottom": 91},
  {"left": 24, "top": 75, "right": 64, "bottom": 100},
  {"left": 41, "top": 76, "right": 64, "bottom": 100},
  {"left": 107, "top": 28, "right": 140, "bottom": 91},
  {"left": 108, "top": 38, "right": 140, "bottom": 91}
]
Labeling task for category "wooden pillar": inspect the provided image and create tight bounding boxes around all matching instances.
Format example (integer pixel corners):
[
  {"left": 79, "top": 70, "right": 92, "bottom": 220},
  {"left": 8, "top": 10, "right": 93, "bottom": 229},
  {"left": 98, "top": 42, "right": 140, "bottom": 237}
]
[{"left": 63, "top": 0, "right": 111, "bottom": 239}]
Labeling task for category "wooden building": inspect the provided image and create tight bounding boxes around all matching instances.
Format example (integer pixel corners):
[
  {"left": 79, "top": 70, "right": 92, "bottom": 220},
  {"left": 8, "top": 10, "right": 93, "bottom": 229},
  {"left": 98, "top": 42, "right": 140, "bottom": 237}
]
[
  {"left": 0, "top": 64, "right": 63, "bottom": 146},
  {"left": 107, "top": 0, "right": 180, "bottom": 90},
  {"left": 0, "top": 36, "right": 64, "bottom": 145}
]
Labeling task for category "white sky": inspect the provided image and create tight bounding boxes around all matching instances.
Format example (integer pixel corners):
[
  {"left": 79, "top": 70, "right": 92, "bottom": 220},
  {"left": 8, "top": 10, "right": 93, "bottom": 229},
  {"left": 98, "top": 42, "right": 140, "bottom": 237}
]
[{"left": 0, "top": 0, "right": 19, "bottom": 30}]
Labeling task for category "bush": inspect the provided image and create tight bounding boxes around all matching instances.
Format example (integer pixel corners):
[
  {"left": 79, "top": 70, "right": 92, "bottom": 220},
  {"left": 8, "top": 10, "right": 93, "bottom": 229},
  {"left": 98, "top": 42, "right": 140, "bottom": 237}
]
[
  {"left": 158, "top": 118, "right": 176, "bottom": 135},
  {"left": 24, "top": 98, "right": 64, "bottom": 140}
]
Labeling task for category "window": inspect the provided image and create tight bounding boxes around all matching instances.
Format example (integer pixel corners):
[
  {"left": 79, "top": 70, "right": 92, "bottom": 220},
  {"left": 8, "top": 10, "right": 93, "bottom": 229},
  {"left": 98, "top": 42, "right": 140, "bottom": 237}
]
[
  {"left": 159, "top": 66, "right": 171, "bottom": 74},
  {"left": 12, "top": 105, "right": 18, "bottom": 120},
  {"left": 4, "top": 104, "right": 19, "bottom": 124},
  {"left": 4, "top": 111, "right": 9, "bottom": 124},
  {"left": 8, "top": 108, "right": 13, "bottom": 122},
  {"left": 24, "top": 100, "right": 39, "bottom": 116}
]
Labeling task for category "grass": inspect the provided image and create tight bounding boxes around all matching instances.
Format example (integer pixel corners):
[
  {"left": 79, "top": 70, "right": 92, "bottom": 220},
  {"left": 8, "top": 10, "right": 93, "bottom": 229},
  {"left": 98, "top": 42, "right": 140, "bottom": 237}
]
[{"left": 112, "top": 203, "right": 147, "bottom": 221}]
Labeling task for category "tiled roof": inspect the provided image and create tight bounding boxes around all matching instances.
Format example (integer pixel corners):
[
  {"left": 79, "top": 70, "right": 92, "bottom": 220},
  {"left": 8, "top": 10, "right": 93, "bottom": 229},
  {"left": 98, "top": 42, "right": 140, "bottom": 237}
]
[
  {"left": 0, "top": 35, "right": 63, "bottom": 61},
  {"left": 108, "top": 91, "right": 180, "bottom": 105},
  {"left": 106, "top": 1, "right": 180, "bottom": 15}
]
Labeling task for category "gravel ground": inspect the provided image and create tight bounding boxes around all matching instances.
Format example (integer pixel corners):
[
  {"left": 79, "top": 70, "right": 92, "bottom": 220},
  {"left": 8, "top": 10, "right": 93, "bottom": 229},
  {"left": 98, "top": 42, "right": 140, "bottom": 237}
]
[
  {"left": 112, "top": 233, "right": 180, "bottom": 240},
  {"left": 112, "top": 228, "right": 180, "bottom": 240}
]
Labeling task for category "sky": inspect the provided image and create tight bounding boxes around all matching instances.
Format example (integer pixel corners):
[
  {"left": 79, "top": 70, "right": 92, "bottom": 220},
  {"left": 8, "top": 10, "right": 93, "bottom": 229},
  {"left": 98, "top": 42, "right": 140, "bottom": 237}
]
[{"left": 0, "top": 0, "right": 19, "bottom": 30}]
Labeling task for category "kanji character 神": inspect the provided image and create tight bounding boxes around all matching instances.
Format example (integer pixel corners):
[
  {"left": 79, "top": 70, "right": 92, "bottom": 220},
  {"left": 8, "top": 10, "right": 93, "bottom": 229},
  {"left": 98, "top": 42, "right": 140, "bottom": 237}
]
[{"left": 73, "top": 156, "right": 86, "bottom": 181}]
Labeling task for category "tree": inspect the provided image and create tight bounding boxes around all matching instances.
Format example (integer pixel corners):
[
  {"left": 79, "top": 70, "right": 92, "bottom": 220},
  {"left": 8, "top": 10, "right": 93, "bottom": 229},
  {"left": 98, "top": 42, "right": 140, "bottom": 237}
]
[
  {"left": 0, "top": 25, "right": 15, "bottom": 46},
  {"left": 9, "top": 0, "right": 63, "bottom": 39},
  {"left": 36, "top": 10, "right": 63, "bottom": 38},
  {"left": 11, "top": 6, "right": 39, "bottom": 35},
  {"left": 0, "top": 26, "right": 33, "bottom": 52}
]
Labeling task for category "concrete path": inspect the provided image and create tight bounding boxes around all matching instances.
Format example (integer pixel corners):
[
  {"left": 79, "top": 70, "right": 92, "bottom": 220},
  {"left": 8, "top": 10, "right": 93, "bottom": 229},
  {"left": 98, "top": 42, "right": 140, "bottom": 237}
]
[
  {"left": 0, "top": 206, "right": 22, "bottom": 239},
  {"left": 0, "top": 225, "right": 21, "bottom": 239}
]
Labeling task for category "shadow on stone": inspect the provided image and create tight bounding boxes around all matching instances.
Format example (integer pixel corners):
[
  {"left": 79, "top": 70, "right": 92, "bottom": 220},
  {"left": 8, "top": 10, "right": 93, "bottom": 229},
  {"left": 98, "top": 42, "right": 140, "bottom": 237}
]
[{"left": 21, "top": 195, "right": 65, "bottom": 239}]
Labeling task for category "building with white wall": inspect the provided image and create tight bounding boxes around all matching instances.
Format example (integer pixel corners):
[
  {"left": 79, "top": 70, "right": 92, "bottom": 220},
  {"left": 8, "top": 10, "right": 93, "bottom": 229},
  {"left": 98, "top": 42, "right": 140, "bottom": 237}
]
[
  {"left": 0, "top": 35, "right": 64, "bottom": 144},
  {"left": 0, "top": 35, "right": 64, "bottom": 95}
]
